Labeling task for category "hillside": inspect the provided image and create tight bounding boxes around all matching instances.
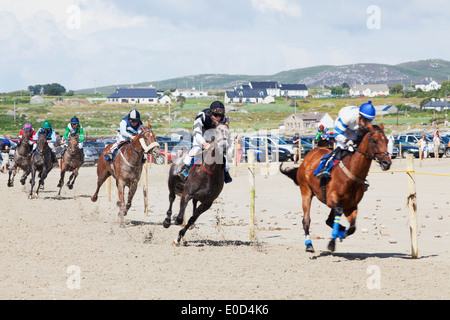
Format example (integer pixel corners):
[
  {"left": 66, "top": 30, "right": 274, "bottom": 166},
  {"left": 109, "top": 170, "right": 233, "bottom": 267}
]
[{"left": 75, "top": 59, "right": 450, "bottom": 95}]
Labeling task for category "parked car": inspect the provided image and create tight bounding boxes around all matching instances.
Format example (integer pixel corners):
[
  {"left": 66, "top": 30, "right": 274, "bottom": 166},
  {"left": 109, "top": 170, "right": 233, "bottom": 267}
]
[
  {"left": 153, "top": 140, "right": 192, "bottom": 164},
  {"left": 247, "top": 135, "right": 294, "bottom": 156},
  {"left": 84, "top": 141, "right": 106, "bottom": 162},
  {"left": 240, "top": 139, "right": 266, "bottom": 163},
  {"left": 439, "top": 136, "right": 450, "bottom": 158},
  {"left": 396, "top": 134, "right": 445, "bottom": 158},
  {"left": 82, "top": 148, "right": 97, "bottom": 166},
  {"left": 247, "top": 137, "right": 292, "bottom": 162},
  {"left": 394, "top": 139, "right": 420, "bottom": 159}
]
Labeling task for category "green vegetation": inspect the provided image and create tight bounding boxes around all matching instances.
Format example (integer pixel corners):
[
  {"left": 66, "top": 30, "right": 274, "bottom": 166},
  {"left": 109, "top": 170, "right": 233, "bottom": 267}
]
[{"left": 0, "top": 93, "right": 447, "bottom": 138}]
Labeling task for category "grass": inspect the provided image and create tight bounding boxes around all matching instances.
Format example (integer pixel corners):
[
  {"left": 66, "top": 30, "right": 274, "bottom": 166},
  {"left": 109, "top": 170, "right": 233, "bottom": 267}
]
[{"left": 0, "top": 95, "right": 446, "bottom": 138}]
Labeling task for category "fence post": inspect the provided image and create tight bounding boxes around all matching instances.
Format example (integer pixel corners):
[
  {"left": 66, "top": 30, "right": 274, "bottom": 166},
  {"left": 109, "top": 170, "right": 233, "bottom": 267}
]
[
  {"left": 143, "top": 163, "right": 149, "bottom": 216},
  {"left": 248, "top": 150, "right": 256, "bottom": 241},
  {"left": 406, "top": 154, "right": 419, "bottom": 259},
  {"left": 106, "top": 176, "right": 111, "bottom": 202}
]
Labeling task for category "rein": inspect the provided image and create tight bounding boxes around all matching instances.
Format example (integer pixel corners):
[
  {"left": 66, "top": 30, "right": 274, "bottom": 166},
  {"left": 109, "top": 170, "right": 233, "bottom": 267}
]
[
  {"left": 119, "top": 128, "right": 159, "bottom": 168},
  {"left": 355, "top": 130, "right": 389, "bottom": 164}
]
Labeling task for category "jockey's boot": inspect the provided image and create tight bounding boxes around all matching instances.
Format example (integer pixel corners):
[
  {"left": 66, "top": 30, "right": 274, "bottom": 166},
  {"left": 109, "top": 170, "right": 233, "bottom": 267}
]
[
  {"left": 224, "top": 170, "right": 233, "bottom": 184},
  {"left": 80, "top": 149, "right": 85, "bottom": 162},
  {"left": 178, "top": 163, "right": 190, "bottom": 179},
  {"left": 316, "top": 154, "right": 335, "bottom": 179}
]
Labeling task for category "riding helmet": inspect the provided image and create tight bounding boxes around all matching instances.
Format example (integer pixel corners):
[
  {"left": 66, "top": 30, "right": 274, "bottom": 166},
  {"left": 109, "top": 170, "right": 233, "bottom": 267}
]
[
  {"left": 128, "top": 109, "right": 141, "bottom": 121},
  {"left": 24, "top": 123, "right": 32, "bottom": 130},
  {"left": 71, "top": 116, "right": 80, "bottom": 124},
  {"left": 42, "top": 120, "right": 52, "bottom": 129},
  {"left": 210, "top": 101, "right": 225, "bottom": 117},
  {"left": 359, "top": 101, "right": 376, "bottom": 120}
]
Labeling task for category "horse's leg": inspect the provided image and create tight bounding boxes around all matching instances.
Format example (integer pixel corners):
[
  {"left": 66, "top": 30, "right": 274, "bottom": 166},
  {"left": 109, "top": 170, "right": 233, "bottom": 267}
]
[
  {"left": 68, "top": 169, "right": 79, "bottom": 190},
  {"left": 328, "top": 205, "right": 344, "bottom": 252},
  {"left": 57, "top": 169, "right": 66, "bottom": 195},
  {"left": 326, "top": 209, "right": 346, "bottom": 238},
  {"left": 21, "top": 169, "right": 31, "bottom": 185},
  {"left": 29, "top": 167, "right": 36, "bottom": 199},
  {"left": 175, "top": 201, "right": 212, "bottom": 246},
  {"left": 124, "top": 181, "right": 138, "bottom": 216},
  {"left": 301, "top": 192, "right": 315, "bottom": 253},
  {"left": 116, "top": 180, "right": 126, "bottom": 227},
  {"left": 36, "top": 169, "right": 48, "bottom": 196},
  {"left": 344, "top": 207, "right": 358, "bottom": 238},
  {"left": 175, "top": 192, "right": 192, "bottom": 226},
  {"left": 7, "top": 166, "right": 15, "bottom": 187},
  {"left": 91, "top": 167, "right": 111, "bottom": 202},
  {"left": 163, "top": 189, "right": 176, "bottom": 228}
]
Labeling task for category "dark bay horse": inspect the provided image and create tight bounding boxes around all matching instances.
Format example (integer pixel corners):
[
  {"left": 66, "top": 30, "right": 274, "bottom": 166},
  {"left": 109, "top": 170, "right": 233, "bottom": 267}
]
[
  {"left": 91, "top": 123, "right": 160, "bottom": 226},
  {"left": 163, "top": 120, "right": 230, "bottom": 246},
  {"left": 280, "top": 123, "right": 392, "bottom": 253},
  {"left": 8, "top": 128, "right": 34, "bottom": 187},
  {"left": 57, "top": 134, "right": 84, "bottom": 195},
  {"left": 29, "top": 134, "right": 54, "bottom": 199}
]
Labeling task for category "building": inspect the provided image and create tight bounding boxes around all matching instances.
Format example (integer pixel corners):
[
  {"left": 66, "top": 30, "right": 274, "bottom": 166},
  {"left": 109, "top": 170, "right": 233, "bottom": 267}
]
[
  {"left": 248, "top": 81, "right": 280, "bottom": 97},
  {"left": 422, "top": 99, "right": 450, "bottom": 111},
  {"left": 172, "top": 88, "right": 208, "bottom": 99},
  {"left": 375, "top": 105, "right": 398, "bottom": 115},
  {"left": 158, "top": 94, "right": 172, "bottom": 104},
  {"left": 282, "top": 112, "right": 334, "bottom": 131},
  {"left": 349, "top": 84, "right": 390, "bottom": 97},
  {"left": 107, "top": 88, "right": 159, "bottom": 104},
  {"left": 225, "top": 89, "right": 275, "bottom": 104},
  {"left": 415, "top": 78, "right": 441, "bottom": 92},
  {"left": 279, "top": 84, "right": 309, "bottom": 98}
]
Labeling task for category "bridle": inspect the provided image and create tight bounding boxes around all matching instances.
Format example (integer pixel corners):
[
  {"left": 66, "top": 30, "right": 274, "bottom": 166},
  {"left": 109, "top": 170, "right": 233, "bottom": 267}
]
[{"left": 356, "top": 130, "right": 390, "bottom": 164}]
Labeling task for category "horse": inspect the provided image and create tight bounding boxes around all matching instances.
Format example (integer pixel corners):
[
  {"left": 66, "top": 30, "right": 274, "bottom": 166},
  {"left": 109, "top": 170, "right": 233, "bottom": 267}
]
[
  {"left": 8, "top": 128, "right": 34, "bottom": 187},
  {"left": 163, "top": 120, "right": 230, "bottom": 246},
  {"left": 280, "top": 123, "right": 392, "bottom": 253},
  {"left": 57, "top": 134, "right": 84, "bottom": 195},
  {"left": 29, "top": 134, "right": 54, "bottom": 199},
  {"left": 91, "top": 123, "right": 160, "bottom": 226}
]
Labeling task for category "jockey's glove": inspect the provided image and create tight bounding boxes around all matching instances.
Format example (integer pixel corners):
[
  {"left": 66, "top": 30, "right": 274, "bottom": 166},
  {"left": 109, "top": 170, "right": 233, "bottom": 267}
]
[{"left": 346, "top": 140, "right": 355, "bottom": 148}]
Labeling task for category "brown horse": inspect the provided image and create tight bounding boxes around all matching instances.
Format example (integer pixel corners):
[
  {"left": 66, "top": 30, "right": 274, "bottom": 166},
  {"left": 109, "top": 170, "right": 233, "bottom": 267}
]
[
  {"left": 8, "top": 128, "right": 34, "bottom": 187},
  {"left": 91, "top": 123, "right": 160, "bottom": 226},
  {"left": 57, "top": 134, "right": 84, "bottom": 195},
  {"left": 163, "top": 120, "right": 230, "bottom": 246},
  {"left": 280, "top": 123, "right": 392, "bottom": 253},
  {"left": 29, "top": 134, "right": 54, "bottom": 199}
]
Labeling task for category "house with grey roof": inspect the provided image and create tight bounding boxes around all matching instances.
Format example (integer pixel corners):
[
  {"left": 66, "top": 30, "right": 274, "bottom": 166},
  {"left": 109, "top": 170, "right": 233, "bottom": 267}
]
[
  {"left": 282, "top": 112, "right": 334, "bottom": 131},
  {"left": 422, "top": 99, "right": 450, "bottom": 111},
  {"left": 225, "top": 88, "right": 275, "bottom": 104},
  {"left": 249, "top": 81, "right": 280, "bottom": 97},
  {"left": 107, "top": 88, "right": 159, "bottom": 104},
  {"left": 415, "top": 78, "right": 441, "bottom": 92}
]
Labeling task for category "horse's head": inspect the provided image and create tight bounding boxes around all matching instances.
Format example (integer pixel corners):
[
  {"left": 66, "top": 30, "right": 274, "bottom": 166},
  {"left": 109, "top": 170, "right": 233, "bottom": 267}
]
[
  {"left": 22, "top": 128, "right": 33, "bottom": 142},
  {"left": 212, "top": 118, "right": 231, "bottom": 153},
  {"left": 68, "top": 134, "right": 79, "bottom": 152},
  {"left": 358, "top": 123, "right": 392, "bottom": 171},
  {"left": 36, "top": 135, "right": 48, "bottom": 155},
  {"left": 138, "top": 123, "right": 160, "bottom": 157}
]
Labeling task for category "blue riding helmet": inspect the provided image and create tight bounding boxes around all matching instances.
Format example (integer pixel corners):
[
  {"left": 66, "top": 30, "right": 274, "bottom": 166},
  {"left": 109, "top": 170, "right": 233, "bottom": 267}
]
[
  {"left": 359, "top": 101, "right": 376, "bottom": 120},
  {"left": 70, "top": 116, "right": 80, "bottom": 124}
]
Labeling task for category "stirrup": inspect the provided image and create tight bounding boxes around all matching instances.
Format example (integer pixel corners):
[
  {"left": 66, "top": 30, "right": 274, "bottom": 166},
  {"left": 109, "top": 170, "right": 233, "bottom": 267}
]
[
  {"left": 316, "top": 170, "right": 330, "bottom": 179},
  {"left": 224, "top": 171, "right": 232, "bottom": 184},
  {"left": 178, "top": 164, "right": 190, "bottom": 178}
]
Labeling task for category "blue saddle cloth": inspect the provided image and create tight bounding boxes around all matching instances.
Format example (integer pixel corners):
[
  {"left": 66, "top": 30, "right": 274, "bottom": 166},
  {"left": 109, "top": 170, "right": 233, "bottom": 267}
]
[{"left": 314, "top": 154, "right": 339, "bottom": 176}]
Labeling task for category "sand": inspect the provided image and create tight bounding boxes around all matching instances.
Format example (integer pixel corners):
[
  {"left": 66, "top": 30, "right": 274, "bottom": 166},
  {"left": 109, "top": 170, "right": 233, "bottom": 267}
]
[{"left": 1, "top": 157, "right": 449, "bottom": 300}]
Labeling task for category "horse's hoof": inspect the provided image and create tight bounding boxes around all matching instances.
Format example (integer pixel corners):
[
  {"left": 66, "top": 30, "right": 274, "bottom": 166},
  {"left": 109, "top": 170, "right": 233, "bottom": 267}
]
[
  {"left": 68, "top": 184, "right": 73, "bottom": 190},
  {"left": 91, "top": 196, "right": 97, "bottom": 202},
  {"left": 163, "top": 219, "right": 171, "bottom": 229},
  {"left": 175, "top": 217, "right": 184, "bottom": 226},
  {"left": 172, "top": 239, "right": 180, "bottom": 246},
  {"left": 305, "top": 244, "right": 315, "bottom": 253},
  {"left": 327, "top": 239, "right": 336, "bottom": 252}
]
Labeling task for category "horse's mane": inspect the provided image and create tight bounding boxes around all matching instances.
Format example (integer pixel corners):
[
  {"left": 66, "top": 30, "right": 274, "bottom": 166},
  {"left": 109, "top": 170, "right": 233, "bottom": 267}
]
[{"left": 355, "top": 124, "right": 383, "bottom": 146}]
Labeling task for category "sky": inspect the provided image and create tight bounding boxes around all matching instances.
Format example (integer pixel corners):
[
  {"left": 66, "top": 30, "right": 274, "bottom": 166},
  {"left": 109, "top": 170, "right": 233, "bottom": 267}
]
[{"left": 1, "top": 0, "right": 450, "bottom": 92}]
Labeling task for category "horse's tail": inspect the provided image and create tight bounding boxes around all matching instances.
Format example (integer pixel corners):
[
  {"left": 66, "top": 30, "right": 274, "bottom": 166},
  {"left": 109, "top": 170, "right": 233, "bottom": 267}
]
[{"left": 279, "top": 162, "right": 299, "bottom": 186}]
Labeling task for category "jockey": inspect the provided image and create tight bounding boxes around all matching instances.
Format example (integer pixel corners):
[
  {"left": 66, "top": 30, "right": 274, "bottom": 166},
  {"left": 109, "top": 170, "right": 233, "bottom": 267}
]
[
  {"left": 63, "top": 116, "right": 85, "bottom": 149},
  {"left": 315, "top": 124, "right": 329, "bottom": 144},
  {"left": 315, "top": 101, "right": 376, "bottom": 179},
  {"left": 178, "top": 101, "right": 232, "bottom": 183},
  {"left": 33, "top": 120, "right": 58, "bottom": 163},
  {"left": 105, "top": 109, "right": 143, "bottom": 162},
  {"left": 19, "top": 123, "right": 36, "bottom": 150}
]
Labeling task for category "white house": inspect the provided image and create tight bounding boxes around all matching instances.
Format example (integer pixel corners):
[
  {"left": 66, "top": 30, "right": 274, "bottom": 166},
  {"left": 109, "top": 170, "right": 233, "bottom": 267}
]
[
  {"left": 225, "top": 89, "right": 275, "bottom": 104},
  {"left": 422, "top": 99, "right": 450, "bottom": 111},
  {"left": 375, "top": 105, "right": 398, "bottom": 115},
  {"left": 282, "top": 112, "right": 334, "bottom": 131},
  {"left": 415, "top": 78, "right": 441, "bottom": 92},
  {"left": 249, "top": 81, "right": 281, "bottom": 97},
  {"left": 173, "top": 88, "right": 208, "bottom": 99},
  {"left": 279, "top": 84, "right": 309, "bottom": 98},
  {"left": 349, "top": 84, "right": 390, "bottom": 97},
  {"left": 107, "top": 88, "right": 159, "bottom": 104},
  {"left": 158, "top": 94, "right": 172, "bottom": 104}
]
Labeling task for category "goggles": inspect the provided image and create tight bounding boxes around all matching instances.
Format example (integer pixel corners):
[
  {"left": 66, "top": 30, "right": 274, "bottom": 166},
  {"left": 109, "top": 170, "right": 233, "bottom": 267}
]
[{"left": 211, "top": 108, "right": 225, "bottom": 116}]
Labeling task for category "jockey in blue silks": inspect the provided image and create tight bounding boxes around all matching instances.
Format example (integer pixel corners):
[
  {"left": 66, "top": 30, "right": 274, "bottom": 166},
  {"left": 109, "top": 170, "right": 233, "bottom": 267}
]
[{"left": 315, "top": 101, "right": 376, "bottom": 179}]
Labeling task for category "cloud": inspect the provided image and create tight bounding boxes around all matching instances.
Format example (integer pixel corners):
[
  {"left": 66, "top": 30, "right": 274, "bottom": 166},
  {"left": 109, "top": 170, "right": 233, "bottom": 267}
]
[{"left": 251, "top": 0, "right": 301, "bottom": 17}]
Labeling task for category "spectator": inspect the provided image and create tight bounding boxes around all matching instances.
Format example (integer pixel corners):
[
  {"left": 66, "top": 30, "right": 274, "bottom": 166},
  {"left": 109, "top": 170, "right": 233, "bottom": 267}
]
[
  {"left": 292, "top": 132, "right": 300, "bottom": 164},
  {"left": 433, "top": 128, "right": 440, "bottom": 159}
]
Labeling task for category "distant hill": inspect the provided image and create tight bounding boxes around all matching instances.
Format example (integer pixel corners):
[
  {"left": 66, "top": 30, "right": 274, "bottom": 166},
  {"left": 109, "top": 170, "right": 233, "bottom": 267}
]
[{"left": 75, "top": 59, "right": 450, "bottom": 95}]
